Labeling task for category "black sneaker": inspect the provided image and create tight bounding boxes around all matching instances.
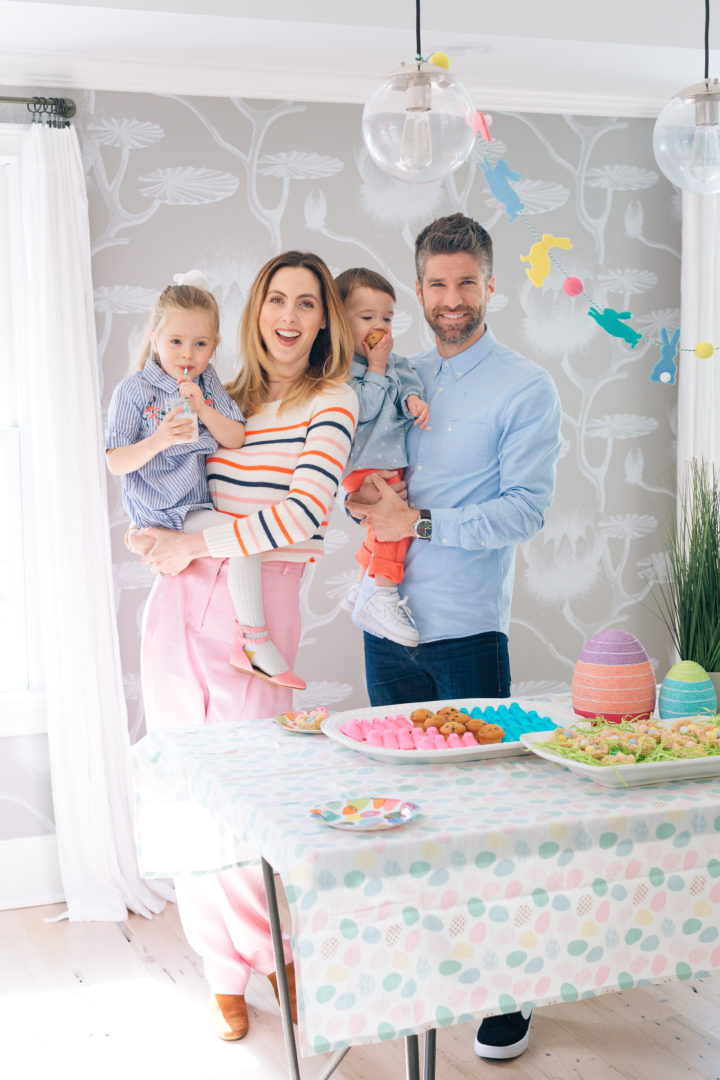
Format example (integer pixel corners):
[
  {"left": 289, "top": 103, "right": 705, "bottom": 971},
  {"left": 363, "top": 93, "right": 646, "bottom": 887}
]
[{"left": 474, "top": 1010, "right": 531, "bottom": 1060}]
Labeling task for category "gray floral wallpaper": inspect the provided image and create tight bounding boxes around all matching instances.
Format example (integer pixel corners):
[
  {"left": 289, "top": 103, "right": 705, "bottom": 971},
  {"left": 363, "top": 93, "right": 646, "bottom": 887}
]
[{"left": 2, "top": 86, "right": 681, "bottom": 846}]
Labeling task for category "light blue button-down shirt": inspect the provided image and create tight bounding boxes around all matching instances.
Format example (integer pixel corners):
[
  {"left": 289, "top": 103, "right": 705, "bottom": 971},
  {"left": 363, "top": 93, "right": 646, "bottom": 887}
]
[{"left": 402, "top": 326, "right": 562, "bottom": 643}]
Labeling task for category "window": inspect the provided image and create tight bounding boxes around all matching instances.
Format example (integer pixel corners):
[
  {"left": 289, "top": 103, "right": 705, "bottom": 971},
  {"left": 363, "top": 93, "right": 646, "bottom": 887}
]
[{"left": 0, "top": 127, "right": 43, "bottom": 721}]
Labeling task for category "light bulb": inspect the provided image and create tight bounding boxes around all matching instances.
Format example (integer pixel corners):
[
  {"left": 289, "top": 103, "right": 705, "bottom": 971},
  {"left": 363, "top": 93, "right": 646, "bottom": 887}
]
[
  {"left": 689, "top": 125, "right": 720, "bottom": 184},
  {"left": 399, "top": 111, "right": 433, "bottom": 170},
  {"left": 688, "top": 94, "right": 720, "bottom": 186},
  {"left": 399, "top": 78, "right": 433, "bottom": 171}
]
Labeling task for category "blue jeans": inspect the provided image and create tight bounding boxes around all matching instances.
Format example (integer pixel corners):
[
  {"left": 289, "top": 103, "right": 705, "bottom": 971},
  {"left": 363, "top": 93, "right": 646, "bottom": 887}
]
[{"left": 363, "top": 630, "right": 511, "bottom": 707}]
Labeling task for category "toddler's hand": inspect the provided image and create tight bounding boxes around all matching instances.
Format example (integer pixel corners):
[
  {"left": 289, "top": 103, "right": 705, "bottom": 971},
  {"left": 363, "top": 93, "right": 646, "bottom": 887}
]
[
  {"left": 407, "top": 395, "right": 430, "bottom": 429},
  {"left": 154, "top": 406, "right": 197, "bottom": 449},
  {"left": 363, "top": 329, "right": 394, "bottom": 373},
  {"left": 177, "top": 379, "right": 205, "bottom": 412}
]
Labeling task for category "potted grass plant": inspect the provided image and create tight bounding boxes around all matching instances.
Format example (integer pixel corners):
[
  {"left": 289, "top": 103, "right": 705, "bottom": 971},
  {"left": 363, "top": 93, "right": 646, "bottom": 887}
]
[{"left": 654, "top": 459, "right": 720, "bottom": 690}]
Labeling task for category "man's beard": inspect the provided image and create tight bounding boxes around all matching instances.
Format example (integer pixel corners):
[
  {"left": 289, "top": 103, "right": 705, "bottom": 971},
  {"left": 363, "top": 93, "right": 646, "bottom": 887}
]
[{"left": 424, "top": 306, "right": 484, "bottom": 346}]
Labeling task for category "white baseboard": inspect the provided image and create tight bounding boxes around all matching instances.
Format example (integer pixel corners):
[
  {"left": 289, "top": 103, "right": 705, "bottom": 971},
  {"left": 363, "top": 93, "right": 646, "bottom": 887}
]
[{"left": 0, "top": 834, "right": 64, "bottom": 911}]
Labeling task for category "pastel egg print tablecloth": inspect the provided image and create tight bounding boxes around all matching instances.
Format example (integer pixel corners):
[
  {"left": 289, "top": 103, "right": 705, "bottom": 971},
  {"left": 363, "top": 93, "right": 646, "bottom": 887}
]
[{"left": 132, "top": 716, "right": 720, "bottom": 1056}]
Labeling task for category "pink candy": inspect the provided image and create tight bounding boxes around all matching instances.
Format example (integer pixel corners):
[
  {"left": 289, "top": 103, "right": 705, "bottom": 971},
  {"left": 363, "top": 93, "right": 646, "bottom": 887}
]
[{"left": 340, "top": 713, "right": 473, "bottom": 752}]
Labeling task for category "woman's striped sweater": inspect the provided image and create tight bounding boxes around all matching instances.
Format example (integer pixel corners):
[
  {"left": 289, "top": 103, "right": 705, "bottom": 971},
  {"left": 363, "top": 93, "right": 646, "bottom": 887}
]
[{"left": 203, "top": 383, "right": 358, "bottom": 561}]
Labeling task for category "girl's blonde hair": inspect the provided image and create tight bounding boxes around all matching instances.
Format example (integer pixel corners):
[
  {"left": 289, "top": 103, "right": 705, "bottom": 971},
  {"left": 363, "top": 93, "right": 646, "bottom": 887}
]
[
  {"left": 137, "top": 284, "right": 220, "bottom": 369},
  {"left": 226, "top": 251, "right": 354, "bottom": 417}
]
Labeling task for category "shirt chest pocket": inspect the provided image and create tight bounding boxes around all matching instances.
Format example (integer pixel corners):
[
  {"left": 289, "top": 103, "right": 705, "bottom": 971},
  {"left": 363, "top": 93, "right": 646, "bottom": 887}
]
[{"left": 430, "top": 419, "right": 491, "bottom": 472}]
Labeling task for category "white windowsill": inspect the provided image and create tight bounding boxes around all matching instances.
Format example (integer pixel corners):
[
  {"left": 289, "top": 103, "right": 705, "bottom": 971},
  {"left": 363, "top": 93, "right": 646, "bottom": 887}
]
[{"left": 0, "top": 691, "right": 47, "bottom": 737}]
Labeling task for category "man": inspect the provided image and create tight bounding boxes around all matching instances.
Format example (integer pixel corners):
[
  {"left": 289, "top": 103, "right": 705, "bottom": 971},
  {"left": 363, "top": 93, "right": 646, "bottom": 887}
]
[{"left": 346, "top": 213, "right": 563, "bottom": 1061}]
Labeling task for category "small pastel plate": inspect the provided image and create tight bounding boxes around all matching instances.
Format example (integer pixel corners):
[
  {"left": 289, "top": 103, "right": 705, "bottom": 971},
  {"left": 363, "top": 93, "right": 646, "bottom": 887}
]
[
  {"left": 274, "top": 709, "right": 331, "bottom": 734},
  {"left": 310, "top": 796, "right": 421, "bottom": 831}
]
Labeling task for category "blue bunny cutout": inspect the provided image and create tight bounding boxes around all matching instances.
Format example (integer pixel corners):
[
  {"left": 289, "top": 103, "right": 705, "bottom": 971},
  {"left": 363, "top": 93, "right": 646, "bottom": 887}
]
[{"left": 650, "top": 327, "right": 679, "bottom": 385}]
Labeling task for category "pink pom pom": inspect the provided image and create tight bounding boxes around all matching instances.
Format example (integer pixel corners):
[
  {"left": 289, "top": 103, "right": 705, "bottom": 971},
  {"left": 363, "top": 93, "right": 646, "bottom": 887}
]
[{"left": 563, "top": 277, "right": 583, "bottom": 297}]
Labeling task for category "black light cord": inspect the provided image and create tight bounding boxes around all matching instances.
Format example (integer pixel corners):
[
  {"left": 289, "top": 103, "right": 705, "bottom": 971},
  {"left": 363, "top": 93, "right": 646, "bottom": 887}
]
[
  {"left": 705, "top": 0, "right": 710, "bottom": 80},
  {"left": 415, "top": 0, "right": 422, "bottom": 61}
]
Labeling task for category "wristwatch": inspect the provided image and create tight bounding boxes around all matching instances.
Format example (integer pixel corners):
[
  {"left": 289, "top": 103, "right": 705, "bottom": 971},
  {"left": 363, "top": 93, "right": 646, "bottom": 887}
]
[{"left": 410, "top": 509, "right": 432, "bottom": 540}]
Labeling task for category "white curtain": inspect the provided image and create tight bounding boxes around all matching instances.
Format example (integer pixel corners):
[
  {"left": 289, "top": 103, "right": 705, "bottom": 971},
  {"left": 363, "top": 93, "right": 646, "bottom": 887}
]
[
  {"left": 677, "top": 191, "right": 720, "bottom": 472},
  {"left": 13, "top": 124, "right": 172, "bottom": 920}
]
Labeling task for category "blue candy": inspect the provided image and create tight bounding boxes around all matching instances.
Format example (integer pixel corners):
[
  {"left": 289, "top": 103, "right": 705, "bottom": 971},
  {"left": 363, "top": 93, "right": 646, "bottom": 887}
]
[{"left": 460, "top": 704, "right": 557, "bottom": 743}]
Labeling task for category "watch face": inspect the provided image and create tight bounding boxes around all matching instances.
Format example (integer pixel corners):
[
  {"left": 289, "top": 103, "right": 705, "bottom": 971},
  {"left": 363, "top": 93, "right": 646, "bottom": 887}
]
[{"left": 414, "top": 516, "right": 432, "bottom": 539}]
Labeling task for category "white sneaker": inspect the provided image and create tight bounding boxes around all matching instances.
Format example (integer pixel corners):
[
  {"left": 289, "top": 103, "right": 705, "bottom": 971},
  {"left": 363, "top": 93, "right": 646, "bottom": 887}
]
[
  {"left": 352, "top": 588, "right": 419, "bottom": 647},
  {"left": 340, "top": 580, "right": 363, "bottom": 613}
]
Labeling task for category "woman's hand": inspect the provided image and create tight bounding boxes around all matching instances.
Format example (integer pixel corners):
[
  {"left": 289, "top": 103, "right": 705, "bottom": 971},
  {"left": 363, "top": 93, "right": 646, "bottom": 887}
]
[{"left": 141, "top": 527, "right": 209, "bottom": 576}]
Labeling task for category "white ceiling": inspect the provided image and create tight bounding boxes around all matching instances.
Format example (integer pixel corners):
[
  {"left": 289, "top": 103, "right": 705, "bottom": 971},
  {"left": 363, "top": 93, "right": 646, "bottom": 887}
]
[{"left": 3, "top": 0, "right": 720, "bottom": 116}]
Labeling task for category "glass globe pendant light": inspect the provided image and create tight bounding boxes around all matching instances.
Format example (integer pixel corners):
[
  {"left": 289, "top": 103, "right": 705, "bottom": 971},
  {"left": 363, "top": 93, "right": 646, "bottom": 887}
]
[
  {"left": 362, "top": 1, "right": 477, "bottom": 183},
  {"left": 653, "top": 0, "right": 720, "bottom": 194}
]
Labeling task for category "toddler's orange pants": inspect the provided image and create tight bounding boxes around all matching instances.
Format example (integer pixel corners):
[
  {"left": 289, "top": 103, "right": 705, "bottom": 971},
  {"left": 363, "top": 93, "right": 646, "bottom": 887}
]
[{"left": 342, "top": 467, "right": 411, "bottom": 585}]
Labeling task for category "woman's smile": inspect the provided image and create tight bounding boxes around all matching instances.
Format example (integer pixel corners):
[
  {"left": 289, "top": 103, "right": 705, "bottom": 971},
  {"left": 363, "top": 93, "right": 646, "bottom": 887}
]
[{"left": 259, "top": 266, "right": 325, "bottom": 377}]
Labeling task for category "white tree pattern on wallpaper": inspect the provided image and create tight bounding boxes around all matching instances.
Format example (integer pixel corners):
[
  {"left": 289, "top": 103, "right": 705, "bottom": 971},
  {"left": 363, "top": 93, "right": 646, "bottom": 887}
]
[{"left": 83, "top": 95, "right": 678, "bottom": 735}]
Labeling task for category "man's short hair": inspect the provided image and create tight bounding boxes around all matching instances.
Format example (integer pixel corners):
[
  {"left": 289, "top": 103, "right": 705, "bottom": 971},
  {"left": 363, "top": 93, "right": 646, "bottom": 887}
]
[
  {"left": 334, "top": 267, "right": 396, "bottom": 304},
  {"left": 415, "top": 213, "right": 493, "bottom": 282}
]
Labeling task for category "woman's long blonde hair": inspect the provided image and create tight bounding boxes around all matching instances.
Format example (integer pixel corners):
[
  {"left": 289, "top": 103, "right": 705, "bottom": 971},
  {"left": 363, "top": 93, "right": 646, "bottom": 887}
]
[{"left": 226, "top": 251, "right": 354, "bottom": 417}]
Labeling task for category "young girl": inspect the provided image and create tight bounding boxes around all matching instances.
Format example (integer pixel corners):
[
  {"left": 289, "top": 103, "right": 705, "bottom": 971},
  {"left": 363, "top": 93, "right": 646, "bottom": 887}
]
[{"left": 105, "top": 271, "right": 305, "bottom": 689}]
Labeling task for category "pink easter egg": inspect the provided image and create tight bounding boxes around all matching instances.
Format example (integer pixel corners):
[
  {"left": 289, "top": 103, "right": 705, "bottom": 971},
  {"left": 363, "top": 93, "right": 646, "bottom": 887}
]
[{"left": 571, "top": 628, "right": 656, "bottom": 722}]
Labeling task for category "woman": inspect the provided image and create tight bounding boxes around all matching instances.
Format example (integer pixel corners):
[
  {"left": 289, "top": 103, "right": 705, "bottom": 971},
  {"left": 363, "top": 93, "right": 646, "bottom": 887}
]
[{"left": 136, "top": 251, "right": 358, "bottom": 1040}]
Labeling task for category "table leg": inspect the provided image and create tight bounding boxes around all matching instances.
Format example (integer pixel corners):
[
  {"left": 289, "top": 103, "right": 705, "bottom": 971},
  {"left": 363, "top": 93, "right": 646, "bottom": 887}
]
[
  {"left": 261, "top": 858, "right": 351, "bottom": 1080},
  {"left": 262, "top": 857, "right": 302, "bottom": 1080},
  {"left": 405, "top": 1034, "right": 420, "bottom": 1080},
  {"left": 423, "top": 1029, "right": 436, "bottom": 1080}
]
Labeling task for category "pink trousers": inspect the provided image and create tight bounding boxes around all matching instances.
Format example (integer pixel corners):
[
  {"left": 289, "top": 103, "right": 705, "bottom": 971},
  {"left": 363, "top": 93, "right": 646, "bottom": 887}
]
[{"left": 142, "top": 556, "right": 302, "bottom": 994}]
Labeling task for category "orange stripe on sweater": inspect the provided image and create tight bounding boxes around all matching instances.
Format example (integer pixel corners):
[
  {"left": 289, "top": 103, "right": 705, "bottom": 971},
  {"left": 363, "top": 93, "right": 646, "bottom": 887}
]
[
  {"left": 290, "top": 487, "right": 327, "bottom": 512},
  {"left": 245, "top": 421, "right": 309, "bottom": 436},
  {"left": 272, "top": 505, "right": 294, "bottom": 545},
  {"left": 232, "top": 519, "right": 249, "bottom": 555},
  {"left": 311, "top": 405, "right": 357, "bottom": 430},
  {"left": 207, "top": 456, "right": 294, "bottom": 475},
  {"left": 298, "top": 448, "right": 342, "bottom": 470}
]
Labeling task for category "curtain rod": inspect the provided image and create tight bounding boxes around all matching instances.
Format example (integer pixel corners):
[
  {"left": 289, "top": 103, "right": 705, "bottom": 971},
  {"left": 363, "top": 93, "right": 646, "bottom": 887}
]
[{"left": 0, "top": 95, "right": 76, "bottom": 119}]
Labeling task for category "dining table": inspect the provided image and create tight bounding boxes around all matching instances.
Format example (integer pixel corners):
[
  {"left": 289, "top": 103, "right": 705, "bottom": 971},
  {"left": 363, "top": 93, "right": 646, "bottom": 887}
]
[{"left": 131, "top": 697, "right": 720, "bottom": 1079}]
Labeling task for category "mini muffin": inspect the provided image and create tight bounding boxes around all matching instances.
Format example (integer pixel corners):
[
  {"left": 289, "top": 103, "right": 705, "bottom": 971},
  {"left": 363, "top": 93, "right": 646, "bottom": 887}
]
[
  {"left": 464, "top": 716, "right": 488, "bottom": 734},
  {"left": 474, "top": 723, "right": 505, "bottom": 745},
  {"left": 435, "top": 706, "right": 464, "bottom": 724},
  {"left": 364, "top": 329, "right": 386, "bottom": 348},
  {"left": 410, "top": 708, "right": 435, "bottom": 727},
  {"left": 439, "top": 720, "right": 466, "bottom": 736}
]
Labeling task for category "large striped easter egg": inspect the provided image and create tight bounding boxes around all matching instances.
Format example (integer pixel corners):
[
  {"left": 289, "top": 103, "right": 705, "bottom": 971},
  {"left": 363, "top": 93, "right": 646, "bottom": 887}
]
[
  {"left": 571, "top": 628, "right": 656, "bottom": 722},
  {"left": 658, "top": 660, "right": 717, "bottom": 719}
]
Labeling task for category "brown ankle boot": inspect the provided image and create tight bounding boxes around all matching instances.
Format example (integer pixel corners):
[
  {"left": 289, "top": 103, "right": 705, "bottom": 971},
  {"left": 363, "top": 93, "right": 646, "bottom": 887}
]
[
  {"left": 267, "top": 962, "right": 298, "bottom": 1023},
  {"left": 209, "top": 993, "right": 249, "bottom": 1041}
]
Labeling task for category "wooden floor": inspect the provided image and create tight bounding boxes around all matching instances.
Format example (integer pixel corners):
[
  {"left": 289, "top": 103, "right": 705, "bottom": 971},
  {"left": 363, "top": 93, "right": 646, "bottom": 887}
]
[{"left": 2, "top": 899, "right": 720, "bottom": 1080}]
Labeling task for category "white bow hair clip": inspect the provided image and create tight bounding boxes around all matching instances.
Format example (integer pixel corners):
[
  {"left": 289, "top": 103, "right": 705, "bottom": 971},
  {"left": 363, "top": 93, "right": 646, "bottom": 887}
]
[{"left": 173, "top": 269, "right": 211, "bottom": 291}]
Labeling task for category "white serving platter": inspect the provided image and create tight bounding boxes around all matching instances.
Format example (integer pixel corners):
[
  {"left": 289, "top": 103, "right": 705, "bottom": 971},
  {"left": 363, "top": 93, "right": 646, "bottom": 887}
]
[
  {"left": 321, "top": 698, "right": 566, "bottom": 765},
  {"left": 520, "top": 725, "right": 720, "bottom": 787}
]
